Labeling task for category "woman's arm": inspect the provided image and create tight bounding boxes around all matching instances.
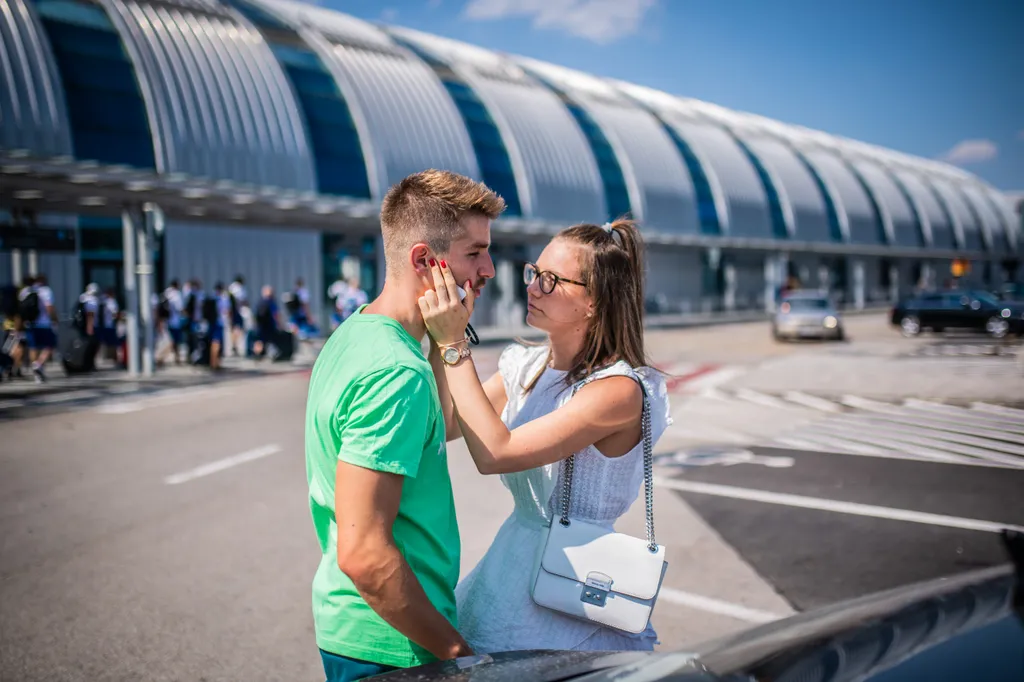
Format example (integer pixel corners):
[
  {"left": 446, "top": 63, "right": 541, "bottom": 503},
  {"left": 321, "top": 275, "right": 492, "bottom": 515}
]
[
  {"left": 418, "top": 260, "right": 639, "bottom": 473},
  {"left": 442, "top": 356, "right": 641, "bottom": 474},
  {"left": 429, "top": 343, "right": 508, "bottom": 442}
]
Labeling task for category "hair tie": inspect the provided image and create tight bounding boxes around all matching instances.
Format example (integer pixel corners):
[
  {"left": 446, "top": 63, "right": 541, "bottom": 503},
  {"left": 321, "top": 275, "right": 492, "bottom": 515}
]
[
  {"left": 600, "top": 222, "right": 622, "bottom": 245},
  {"left": 601, "top": 222, "right": 614, "bottom": 233}
]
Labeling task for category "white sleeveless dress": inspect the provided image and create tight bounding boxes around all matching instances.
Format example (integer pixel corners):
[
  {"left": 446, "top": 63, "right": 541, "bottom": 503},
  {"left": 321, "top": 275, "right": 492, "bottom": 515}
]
[{"left": 455, "top": 344, "right": 673, "bottom": 652}]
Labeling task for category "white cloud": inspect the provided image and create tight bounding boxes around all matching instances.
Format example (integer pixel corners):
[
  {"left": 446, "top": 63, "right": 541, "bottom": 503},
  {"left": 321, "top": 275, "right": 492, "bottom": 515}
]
[
  {"left": 462, "top": 0, "right": 657, "bottom": 44},
  {"left": 939, "top": 139, "right": 998, "bottom": 165},
  {"left": 380, "top": 7, "right": 399, "bottom": 22}
]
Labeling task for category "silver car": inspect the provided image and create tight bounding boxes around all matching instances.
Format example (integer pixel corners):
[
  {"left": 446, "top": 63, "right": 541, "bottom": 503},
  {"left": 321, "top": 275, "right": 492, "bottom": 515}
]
[{"left": 772, "top": 292, "right": 845, "bottom": 341}]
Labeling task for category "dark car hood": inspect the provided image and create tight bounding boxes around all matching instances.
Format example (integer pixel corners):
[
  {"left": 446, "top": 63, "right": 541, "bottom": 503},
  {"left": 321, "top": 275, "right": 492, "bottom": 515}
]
[{"left": 370, "top": 650, "right": 672, "bottom": 682}]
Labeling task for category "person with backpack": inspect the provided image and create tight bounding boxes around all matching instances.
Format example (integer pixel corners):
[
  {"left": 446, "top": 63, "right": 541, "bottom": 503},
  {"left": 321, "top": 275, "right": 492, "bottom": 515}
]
[
  {"left": 203, "top": 283, "right": 224, "bottom": 371},
  {"left": 156, "top": 279, "right": 185, "bottom": 365},
  {"left": 228, "top": 275, "right": 248, "bottom": 357},
  {"left": 18, "top": 274, "right": 56, "bottom": 383},
  {"left": 252, "top": 285, "right": 280, "bottom": 360}
]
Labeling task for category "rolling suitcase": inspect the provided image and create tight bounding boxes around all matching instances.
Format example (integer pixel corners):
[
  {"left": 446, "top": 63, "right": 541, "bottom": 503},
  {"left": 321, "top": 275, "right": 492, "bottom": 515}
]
[{"left": 60, "top": 327, "right": 98, "bottom": 374}]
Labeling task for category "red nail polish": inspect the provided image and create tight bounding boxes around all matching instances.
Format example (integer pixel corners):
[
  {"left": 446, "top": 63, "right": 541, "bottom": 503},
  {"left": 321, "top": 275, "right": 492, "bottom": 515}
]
[
  {"left": 429, "top": 258, "right": 436, "bottom": 267},
  {"left": 440, "top": 260, "right": 447, "bottom": 268}
]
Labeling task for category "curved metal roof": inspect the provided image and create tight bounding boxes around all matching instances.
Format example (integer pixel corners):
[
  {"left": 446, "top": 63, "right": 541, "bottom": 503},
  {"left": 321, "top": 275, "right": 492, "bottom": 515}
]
[
  {"left": 514, "top": 56, "right": 698, "bottom": 235},
  {"left": 959, "top": 184, "right": 1005, "bottom": 253},
  {"left": 988, "top": 189, "right": 1019, "bottom": 251},
  {"left": 393, "top": 28, "right": 605, "bottom": 224},
  {"left": 250, "top": 0, "right": 479, "bottom": 200},
  {"left": 928, "top": 176, "right": 984, "bottom": 252},
  {"left": 891, "top": 169, "right": 955, "bottom": 250},
  {"left": 0, "top": 0, "right": 72, "bottom": 156},
  {"left": 800, "top": 148, "right": 881, "bottom": 245},
  {"left": 97, "top": 0, "right": 315, "bottom": 189},
  {"left": 737, "top": 133, "right": 831, "bottom": 242},
  {"left": 849, "top": 158, "right": 921, "bottom": 247}
]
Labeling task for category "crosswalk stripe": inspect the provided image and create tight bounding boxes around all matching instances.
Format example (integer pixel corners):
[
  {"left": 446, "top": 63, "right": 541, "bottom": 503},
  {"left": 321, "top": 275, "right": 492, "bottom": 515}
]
[
  {"left": 784, "top": 391, "right": 843, "bottom": 413},
  {"left": 901, "top": 400, "right": 1024, "bottom": 434},
  {"left": 735, "top": 388, "right": 790, "bottom": 409},
  {"left": 796, "top": 422, "right": 982, "bottom": 465},
  {"left": 839, "top": 395, "right": 897, "bottom": 412},
  {"left": 829, "top": 415, "right": 1024, "bottom": 464},
  {"left": 773, "top": 434, "right": 887, "bottom": 456},
  {"left": 840, "top": 410, "right": 1024, "bottom": 455},
  {"left": 835, "top": 411, "right": 1024, "bottom": 454},
  {"left": 971, "top": 402, "right": 1024, "bottom": 418}
]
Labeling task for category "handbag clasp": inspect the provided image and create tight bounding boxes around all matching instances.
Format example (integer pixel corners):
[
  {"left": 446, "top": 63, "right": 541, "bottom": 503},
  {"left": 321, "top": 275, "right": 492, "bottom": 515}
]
[{"left": 581, "top": 572, "right": 613, "bottom": 607}]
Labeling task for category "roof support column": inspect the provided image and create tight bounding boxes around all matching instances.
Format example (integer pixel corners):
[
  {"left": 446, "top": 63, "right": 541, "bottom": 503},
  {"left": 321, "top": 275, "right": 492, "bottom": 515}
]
[
  {"left": 850, "top": 257, "right": 865, "bottom": 311},
  {"left": 121, "top": 206, "right": 140, "bottom": 377},
  {"left": 138, "top": 203, "right": 161, "bottom": 377}
]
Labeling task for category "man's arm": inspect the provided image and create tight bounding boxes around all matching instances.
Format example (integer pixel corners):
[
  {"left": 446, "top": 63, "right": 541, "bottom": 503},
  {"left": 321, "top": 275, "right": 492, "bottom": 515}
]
[{"left": 334, "top": 461, "right": 472, "bottom": 660}]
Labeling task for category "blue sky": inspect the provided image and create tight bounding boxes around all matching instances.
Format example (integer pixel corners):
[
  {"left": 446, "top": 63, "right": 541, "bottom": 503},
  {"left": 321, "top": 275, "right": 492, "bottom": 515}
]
[{"left": 324, "top": 0, "right": 1022, "bottom": 190}]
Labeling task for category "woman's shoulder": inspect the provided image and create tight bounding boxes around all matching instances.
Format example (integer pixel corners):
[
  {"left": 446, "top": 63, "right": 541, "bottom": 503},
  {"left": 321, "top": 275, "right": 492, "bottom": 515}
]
[{"left": 498, "top": 343, "right": 548, "bottom": 379}]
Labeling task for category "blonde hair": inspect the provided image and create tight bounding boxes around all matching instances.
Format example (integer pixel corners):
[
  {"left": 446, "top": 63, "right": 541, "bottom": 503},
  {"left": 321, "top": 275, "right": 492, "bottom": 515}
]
[{"left": 379, "top": 169, "right": 505, "bottom": 272}]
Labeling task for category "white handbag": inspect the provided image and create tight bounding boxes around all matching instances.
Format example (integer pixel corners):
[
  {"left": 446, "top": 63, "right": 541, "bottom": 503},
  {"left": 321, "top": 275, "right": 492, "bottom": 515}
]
[{"left": 531, "top": 374, "right": 668, "bottom": 635}]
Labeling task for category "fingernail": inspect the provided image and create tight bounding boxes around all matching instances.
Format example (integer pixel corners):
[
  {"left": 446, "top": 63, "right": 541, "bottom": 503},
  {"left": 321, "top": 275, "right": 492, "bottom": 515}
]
[
  {"left": 440, "top": 260, "right": 447, "bottom": 268},
  {"left": 429, "top": 258, "right": 436, "bottom": 267}
]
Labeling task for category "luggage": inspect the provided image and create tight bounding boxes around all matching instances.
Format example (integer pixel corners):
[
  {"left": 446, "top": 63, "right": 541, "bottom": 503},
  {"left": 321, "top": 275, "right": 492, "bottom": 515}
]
[
  {"left": 60, "top": 327, "right": 98, "bottom": 374},
  {"left": 269, "top": 329, "right": 294, "bottom": 363},
  {"left": 191, "top": 329, "right": 211, "bottom": 366}
]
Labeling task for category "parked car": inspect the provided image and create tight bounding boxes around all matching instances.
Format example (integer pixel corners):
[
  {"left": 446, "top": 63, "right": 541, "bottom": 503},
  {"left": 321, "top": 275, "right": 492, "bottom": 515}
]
[
  {"left": 375, "top": 532, "right": 1023, "bottom": 682},
  {"left": 891, "top": 290, "right": 1024, "bottom": 338},
  {"left": 772, "top": 292, "right": 844, "bottom": 342}
]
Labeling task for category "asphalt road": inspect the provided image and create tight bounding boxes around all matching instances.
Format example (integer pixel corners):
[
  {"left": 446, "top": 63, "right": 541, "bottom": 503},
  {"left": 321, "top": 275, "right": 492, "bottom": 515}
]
[
  {"left": 1, "top": 316, "right": 1021, "bottom": 681},
  {"left": 659, "top": 448, "right": 1023, "bottom": 611}
]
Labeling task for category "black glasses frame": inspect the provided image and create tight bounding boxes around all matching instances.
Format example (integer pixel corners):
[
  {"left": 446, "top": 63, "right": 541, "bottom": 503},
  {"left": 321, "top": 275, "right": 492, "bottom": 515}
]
[{"left": 523, "top": 262, "right": 587, "bottom": 295}]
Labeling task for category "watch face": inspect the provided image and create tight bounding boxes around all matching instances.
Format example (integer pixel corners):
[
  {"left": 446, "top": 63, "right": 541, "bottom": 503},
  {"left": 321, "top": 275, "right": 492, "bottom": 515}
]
[{"left": 443, "top": 347, "right": 460, "bottom": 364}]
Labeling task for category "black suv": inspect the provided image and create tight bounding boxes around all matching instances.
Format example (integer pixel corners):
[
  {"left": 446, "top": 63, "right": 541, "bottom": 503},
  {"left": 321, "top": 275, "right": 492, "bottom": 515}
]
[{"left": 891, "top": 289, "right": 1024, "bottom": 338}]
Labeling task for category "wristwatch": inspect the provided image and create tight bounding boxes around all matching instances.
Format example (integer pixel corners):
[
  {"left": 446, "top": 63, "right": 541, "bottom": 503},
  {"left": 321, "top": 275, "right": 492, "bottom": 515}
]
[{"left": 440, "top": 343, "right": 471, "bottom": 366}]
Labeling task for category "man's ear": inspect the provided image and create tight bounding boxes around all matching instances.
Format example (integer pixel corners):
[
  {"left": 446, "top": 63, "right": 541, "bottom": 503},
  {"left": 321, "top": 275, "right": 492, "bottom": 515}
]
[{"left": 410, "top": 243, "right": 432, "bottom": 274}]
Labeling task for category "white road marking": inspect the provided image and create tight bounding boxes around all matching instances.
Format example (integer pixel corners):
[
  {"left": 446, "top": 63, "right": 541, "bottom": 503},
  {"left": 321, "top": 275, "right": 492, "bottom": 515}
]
[
  {"left": 735, "top": 388, "right": 789, "bottom": 409},
  {"left": 784, "top": 391, "right": 843, "bottom": 413},
  {"left": 164, "top": 444, "right": 281, "bottom": 485},
  {"left": 98, "top": 386, "right": 235, "bottom": 415},
  {"left": 683, "top": 366, "right": 747, "bottom": 393},
  {"left": 655, "top": 478, "right": 1024, "bottom": 534},
  {"left": 839, "top": 395, "right": 896, "bottom": 412},
  {"left": 35, "top": 390, "right": 101, "bottom": 404},
  {"left": 658, "top": 587, "right": 784, "bottom": 624},
  {"left": 0, "top": 399, "right": 26, "bottom": 410},
  {"left": 971, "top": 402, "right": 1024, "bottom": 419}
]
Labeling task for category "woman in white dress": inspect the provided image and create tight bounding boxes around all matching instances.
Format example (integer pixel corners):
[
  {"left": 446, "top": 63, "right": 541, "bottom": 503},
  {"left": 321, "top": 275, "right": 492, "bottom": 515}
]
[{"left": 418, "top": 218, "right": 672, "bottom": 653}]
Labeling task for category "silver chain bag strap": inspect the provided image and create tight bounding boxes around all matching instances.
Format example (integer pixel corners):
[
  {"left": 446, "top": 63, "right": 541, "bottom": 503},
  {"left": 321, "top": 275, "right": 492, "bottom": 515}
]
[{"left": 530, "top": 370, "right": 668, "bottom": 634}]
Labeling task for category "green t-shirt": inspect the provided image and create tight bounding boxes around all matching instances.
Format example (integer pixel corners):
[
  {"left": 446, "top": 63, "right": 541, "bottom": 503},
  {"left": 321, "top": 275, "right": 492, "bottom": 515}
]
[{"left": 305, "top": 305, "right": 459, "bottom": 668}]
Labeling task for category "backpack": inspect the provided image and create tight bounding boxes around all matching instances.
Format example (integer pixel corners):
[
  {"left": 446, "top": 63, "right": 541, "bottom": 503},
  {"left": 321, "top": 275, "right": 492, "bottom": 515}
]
[
  {"left": 72, "top": 299, "right": 89, "bottom": 332},
  {"left": 19, "top": 290, "right": 40, "bottom": 323},
  {"left": 201, "top": 296, "right": 218, "bottom": 324},
  {"left": 283, "top": 292, "right": 301, "bottom": 315},
  {"left": 256, "top": 299, "right": 274, "bottom": 330},
  {"left": 184, "top": 292, "right": 197, "bottom": 320},
  {"left": 156, "top": 293, "right": 171, "bottom": 321}
]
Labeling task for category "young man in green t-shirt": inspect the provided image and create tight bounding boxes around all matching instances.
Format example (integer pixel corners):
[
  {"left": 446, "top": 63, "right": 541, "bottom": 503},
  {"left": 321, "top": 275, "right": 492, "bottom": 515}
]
[{"left": 305, "top": 169, "right": 505, "bottom": 680}]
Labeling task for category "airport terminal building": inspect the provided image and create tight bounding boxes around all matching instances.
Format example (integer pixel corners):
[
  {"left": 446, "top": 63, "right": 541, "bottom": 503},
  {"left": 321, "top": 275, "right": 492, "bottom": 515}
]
[{"left": 2, "top": 0, "right": 1021, "bottom": 328}]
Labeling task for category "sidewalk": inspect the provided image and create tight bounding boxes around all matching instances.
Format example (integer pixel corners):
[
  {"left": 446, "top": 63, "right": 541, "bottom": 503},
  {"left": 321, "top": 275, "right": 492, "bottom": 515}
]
[{"left": 0, "top": 342, "right": 319, "bottom": 414}]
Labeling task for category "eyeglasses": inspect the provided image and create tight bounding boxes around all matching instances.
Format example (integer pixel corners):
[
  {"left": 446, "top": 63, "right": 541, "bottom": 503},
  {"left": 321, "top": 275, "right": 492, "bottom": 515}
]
[{"left": 523, "top": 263, "right": 587, "bottom": 295}]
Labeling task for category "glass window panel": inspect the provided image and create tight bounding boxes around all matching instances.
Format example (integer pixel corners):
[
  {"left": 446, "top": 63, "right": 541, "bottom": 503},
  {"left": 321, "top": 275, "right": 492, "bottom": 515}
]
[
  {"left": 73, "top": 130, "right": 155, "bottom": 167},
  {"left": 34, "top": 0, "right": 115, "bottom": 31},
  {"left": 41, "top": 20, "right": 125, "bottom": 60},
  {"left": 315, "top": 159, "right": 371, "bottom": 199},
  {"left": 286, "top": 66, "right": 339, "bottom": 97},
  {"left": 64, "top": 87, "right": 150, "bottom": 133},
  {"left": 300, "top": 96, "right": 356, "bottom": 126},
  {"left": 53, "top": 53, "right": 139, "bottom": 92}
]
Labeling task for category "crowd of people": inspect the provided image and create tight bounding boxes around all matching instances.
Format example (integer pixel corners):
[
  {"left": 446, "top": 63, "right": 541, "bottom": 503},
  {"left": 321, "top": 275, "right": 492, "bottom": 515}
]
[{"left": 0, "top": 271, "right": 369, "bottom": 380}]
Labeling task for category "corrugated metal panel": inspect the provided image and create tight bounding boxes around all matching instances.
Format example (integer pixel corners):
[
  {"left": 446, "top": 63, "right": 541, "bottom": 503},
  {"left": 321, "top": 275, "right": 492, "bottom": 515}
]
[
  {"left": 164, "top": 222, "right": 321, "bottom": 316},
  {"left": 0, "top": 0, "right": 72, "bottom": 155},
  {"left": 960, "top": 184, "right": 1004, "bottom": 253},
  {"left": 741, "top": 135, "right": 830, "bottom": 242},
  {"left": 245, "top": 1, "right": 479, "bottom": 200},
  {"left": 665, "top": 116, "right": 771, "bottom": 239},
  {"left": 802, "top": 149, "right": 881, "bottom": 245},
  {"left": 37, "top": 251, "right": 81, "bottom": 319},
  {"left": 100, "top": 0, "right": 315, "bottom": 189},
  {"left": 891, "top": 169, "right": 956, "bottom": 249},
  {"left": 515, "top": 56, "right": 697, "bottom": 234},
  {"left": 393, "top": 28, "right": 604, "bottom": 224},
  {"left": 988, "top": 189, "right": 1019, "bottom": 251},
  {"left": 850, "top": 159, "right": 919, "bottom": 247},
  {"left": 929, "top": 177, "right": 984, "bottom": 252},
  {"left": 326, "top": 43, "right": 480, "bottom": 197}
]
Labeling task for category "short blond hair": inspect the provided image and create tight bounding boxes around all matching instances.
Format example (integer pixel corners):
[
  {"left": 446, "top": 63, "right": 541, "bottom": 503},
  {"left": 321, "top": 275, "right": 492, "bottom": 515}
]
[{"left": 379, "top": 169, "right": 505, "bottom": 271}]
